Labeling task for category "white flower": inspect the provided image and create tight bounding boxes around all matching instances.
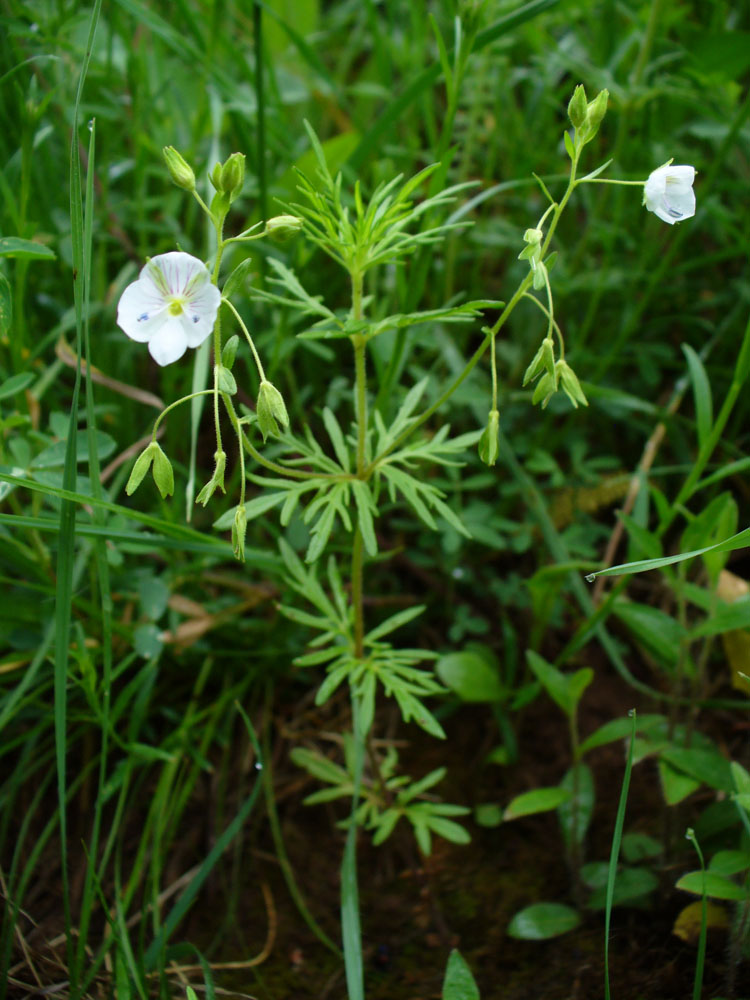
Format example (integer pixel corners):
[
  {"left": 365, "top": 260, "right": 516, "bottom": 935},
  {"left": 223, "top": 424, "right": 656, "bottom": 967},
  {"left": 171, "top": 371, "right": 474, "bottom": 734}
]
[
  {"left": 117, "top": 252, "right": 221, "bottom": 366},
  {"left": 643, "top": 164, "right": 696, "bottom": 225}
]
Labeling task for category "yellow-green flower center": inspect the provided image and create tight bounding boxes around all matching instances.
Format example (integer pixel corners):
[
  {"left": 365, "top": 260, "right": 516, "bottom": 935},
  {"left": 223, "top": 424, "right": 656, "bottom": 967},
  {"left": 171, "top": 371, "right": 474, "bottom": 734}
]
[{"left": 168, "top": 298, "right": 185, "bottom": 316}]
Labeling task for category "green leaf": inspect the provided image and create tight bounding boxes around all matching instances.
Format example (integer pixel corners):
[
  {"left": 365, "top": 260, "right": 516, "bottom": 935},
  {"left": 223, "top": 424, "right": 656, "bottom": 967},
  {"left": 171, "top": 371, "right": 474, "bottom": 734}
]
[
  {"left": 558, "top": 763, "right": 595, "bottom": 852},
  {"left": 682, "top": 344, "right": 713, "bottom": 450},
  {"left": 689, "top": 597, "right": 750, "bottom": 639},
  {"left": 526, "top": 650, "right": 592, "bottom": 716},
  {"left": 133, "top": 623, "right": 163, "bottom": 659},
  {"left": 620, "top": 833, "right": 661, "bottom": 862},
  {"left": 586, "top": 525, "right": 750, "bottom": 580},
  {"left": 661, "top": 747, "right": 733, "bottom": 793},
  {"left": 612, "top": 601, "right": 684, "bottom": 667},
  {"left": 658, "top": 759, "right": 701, "bottom": 805},
  {"left": 708, "top": 850, "right": 750, "bottom": 876},
  {"left": 507, "top": 902, "right": 580, "bottom": 940},
  {"left": 0, "top": 372, "right": 32, "bottom": 402},
  {"left": 676, "top": 871, "right": 750, "bottom": 901},
  {"left": 222, "top": 258, "right": 254, "bottom": 300},
  {"left": 442, "top": 950, "right": 480, "bottom": 1000},
  {"left": 579, "top": 713, "right": 666, "bottom": 756},
  {"left": 435, "top": 650, "right": 504, "bottom": 703},
  {"left": 322, "top": 407, "right": 350, "bottom": 471},
  {"left": 0, "top": 272, "right": 11, "bottom": 339},
  {"left": 0, "top": 236, "right": 56, "bottom": 259},
  {"left": 504, "top": 786, "right": 570, "bottom": 820},
  {"left": 351, "top": 480, "right": 377, "bottom": 556},
  {"left": 587, "top": 866, "right": 659, "bottom": 909},
  {"left": 365, "top": 604, "right": 425, "bottom": 644}
]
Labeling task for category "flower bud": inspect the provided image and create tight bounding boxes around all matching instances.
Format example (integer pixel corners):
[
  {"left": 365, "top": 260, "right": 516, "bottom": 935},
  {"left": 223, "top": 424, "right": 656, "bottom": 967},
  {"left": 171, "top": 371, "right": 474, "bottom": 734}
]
[
  {"left": 232, "top": 504, "right": 248, "bottom": 562},
  {"left": 126, "top": 441, "right": 159, "bottom": 496},
  {"left": 584, "top": 89, "right": 609, "bottom": 141},
  {"left": 151, "top": 443, "right": 174, "bottom": 498},
  {"left": 567, "top": 85, "right": 588, "bottom": 130},
  {"left": 219, "top": 153, "right": 245, "bottom": 201},
  {"left": 256, "top": 380, "right": 290, "bottom": 441},
  {"left": 531, "top": 371, "right": 555, "bottom": 408},
  {"left": 478, "top": 409, "right": 500, "bottom": 466},
  {"left": 264, "top": 214, "right": 303, "bottom": 243},
  {"left": 209, "top": 162, "right": 223, "bottom": 191},
  {"left": 195, "top": 449, "right": 227, "bottom": 506},
  {"left": 162, "top": 146, "right": 195, "bottom": 192},
  {"left": 557, "top": 360, "right": 588, "bottom": 408}
]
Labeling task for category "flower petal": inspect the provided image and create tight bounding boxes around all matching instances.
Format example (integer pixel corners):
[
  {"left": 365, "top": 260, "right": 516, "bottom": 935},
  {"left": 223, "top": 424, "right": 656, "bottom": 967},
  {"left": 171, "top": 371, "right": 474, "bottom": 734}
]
[
  {"left": 182, "top": 282, "right": 222, "bottom": 347},
  {"left": 644, "top": 163, "right": 696, "bottom": 225},
  {"left": 148, "top": 318, "right": 188, "bottom": 366},
  {"left": 117, "top": 280, "right": 168, "bottom": 341}
]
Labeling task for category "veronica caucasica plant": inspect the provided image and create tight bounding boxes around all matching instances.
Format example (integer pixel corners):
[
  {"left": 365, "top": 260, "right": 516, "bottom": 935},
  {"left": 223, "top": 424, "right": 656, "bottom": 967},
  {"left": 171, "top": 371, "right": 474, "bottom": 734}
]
[{"left": 117, "top": 251, "right": 221, "bottom": 365}]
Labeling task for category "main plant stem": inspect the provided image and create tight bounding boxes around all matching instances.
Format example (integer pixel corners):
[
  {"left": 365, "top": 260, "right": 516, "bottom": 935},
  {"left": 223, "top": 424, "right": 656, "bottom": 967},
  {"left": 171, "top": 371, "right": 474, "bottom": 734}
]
[{"left": 351, "top": 267, "right": 366, "bottom": 658}]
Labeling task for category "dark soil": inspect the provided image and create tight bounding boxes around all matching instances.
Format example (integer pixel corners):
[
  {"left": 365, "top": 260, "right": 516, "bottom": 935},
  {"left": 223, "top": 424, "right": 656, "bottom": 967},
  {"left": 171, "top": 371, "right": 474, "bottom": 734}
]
[{"left": 199, "top": 669, "right": 747, "bottom": 1000}]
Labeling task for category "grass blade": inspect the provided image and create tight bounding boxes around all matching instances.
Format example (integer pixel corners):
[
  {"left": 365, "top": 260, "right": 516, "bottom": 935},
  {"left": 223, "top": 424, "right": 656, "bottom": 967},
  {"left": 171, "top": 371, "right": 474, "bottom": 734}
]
[{"left": 604, "top": 709, "right": 636, "bottom": 1000}]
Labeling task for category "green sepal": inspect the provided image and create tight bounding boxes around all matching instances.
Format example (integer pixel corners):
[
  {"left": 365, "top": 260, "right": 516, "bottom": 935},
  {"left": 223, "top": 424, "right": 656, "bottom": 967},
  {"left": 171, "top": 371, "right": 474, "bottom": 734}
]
[
  {"left": 195, "top": 449, "right": 227, "bottom": 506},
  {"left": 557, "top": 360, "right": 588, "bottom": 408},
  {"left": 231, "top": 504, "right": 247, "bottom": 561},
  {"left": 125, "top": 441, "right": 158, "bottom": 496},
  {"left": 542, "top": 337, "right": 556, "bottom": 380},
  {"left": 523, "top": 342, "right": 546, "bottom": 386},
  {"left": 478, "top": 410, "right": 500, "bottom": 466},
  {"left": 221, "top": 334, "right": 240, "bottom": 370},
  {"left": 217, "top": 365, "right": 237, "bottom": 395},
  {"left": 583, "top": 89, "right": 609, "bottom": 142},
  {"left": 256, "top": 380, "right": 289, "bottom": 441},
  {"left": 151, "top": 443, "right": 174, "bottom": 498},
  {"left": 532, "top": 259, "right": 547, "bottom": 290},
  {"left": 531, "top": 372, "right": 555, "bottom": 408}
]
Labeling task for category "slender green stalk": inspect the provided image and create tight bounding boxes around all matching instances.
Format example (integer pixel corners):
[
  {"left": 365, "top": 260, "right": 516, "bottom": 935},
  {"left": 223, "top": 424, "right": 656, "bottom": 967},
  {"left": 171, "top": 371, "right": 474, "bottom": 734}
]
[
  {"left": 604, "top": 710, "right": 636, "bottom": 1000},
  {"left": 685, "top": 829, "right": 707, "bottom": 1000}
]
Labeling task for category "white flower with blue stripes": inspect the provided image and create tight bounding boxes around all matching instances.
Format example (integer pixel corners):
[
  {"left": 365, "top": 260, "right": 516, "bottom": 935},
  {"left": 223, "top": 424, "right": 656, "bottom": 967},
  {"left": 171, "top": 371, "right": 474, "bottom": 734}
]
[
  {"left": 643, "top": 164, "right": 696, "bottom": 225},
  {"left": 117, "top": 252, "right": 221, "bottom": 366}
]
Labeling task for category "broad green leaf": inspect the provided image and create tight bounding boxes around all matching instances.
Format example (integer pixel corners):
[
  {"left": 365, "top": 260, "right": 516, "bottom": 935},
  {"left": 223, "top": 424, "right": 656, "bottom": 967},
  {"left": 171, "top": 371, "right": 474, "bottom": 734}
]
[
  {"left": 507, "top": 902, "right": 580, "bottom": 940},
  {"left": 620, "top": 833, "right": 661, "bottom": 862},
  {"left": 612, "top": 601, "right": 684, "bottom": 667},
  {"left": 579, "top": 713, "right": 665, "bottom": 756},
  {"left": 504, "top": 786, "right": 570, "bottom": 820},
  {"left": 526, "top": 650, "right": 592, "bottom": 716},
  {"left": 676, "top": 870, "right": 750, "bottom": 901},
  {"left": 587, "top": 866, "right": 659, "bottom": 909},
  {"left": 442, "top": 950, "right": 480, "bottom": 1000},
  {"left": 708, "top": 850, "right": 750, "bottom": 876},
  {"left": 30, "top": 430, "right": 117, "bottom": 469},
  {"left": 658, "top": 759, "right": 701, "bottom": 805},
  {"left": 436, "top": 650, "right": 504, "bottom": 703},
  {"left": 689, "top": 597, "right": 750, "bottom": 639},
  {"left": 0, "top": 236, "right": 56, "bottom": 259},
  {"left": 0, "top": 371, "right": 33, "bottom": 401},
  {"left": 661, "top": 747, "right": 733, "bottom": 793}
]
